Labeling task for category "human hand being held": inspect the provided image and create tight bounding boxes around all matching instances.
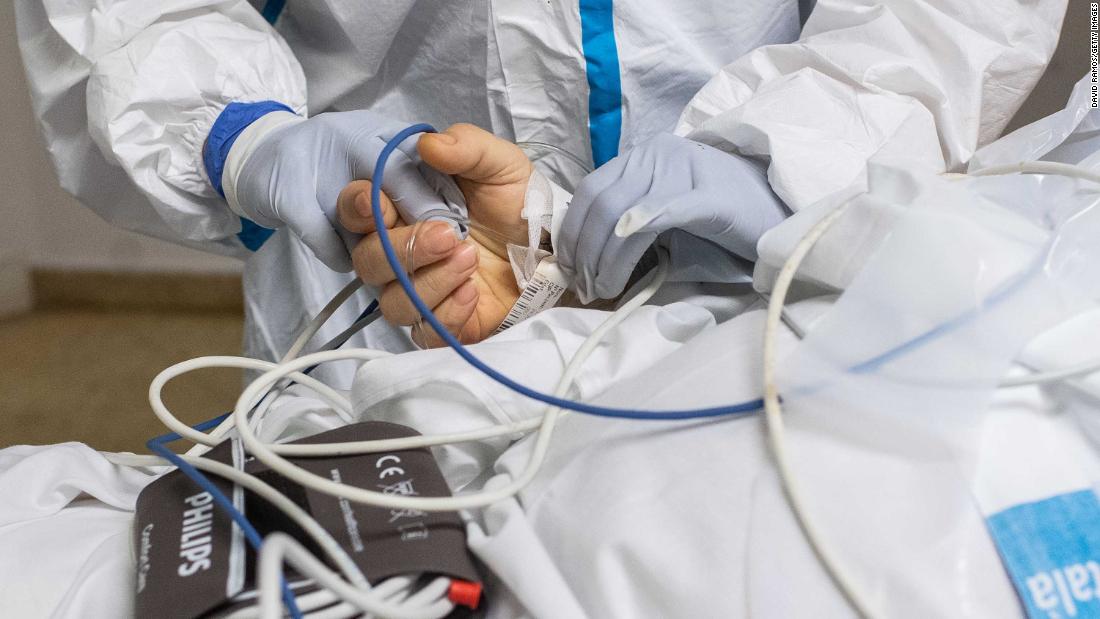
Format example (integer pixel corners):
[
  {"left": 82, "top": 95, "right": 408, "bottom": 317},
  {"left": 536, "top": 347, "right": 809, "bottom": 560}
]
[{"left": 338, "top": 124, "right": 533, "bottom": 347}]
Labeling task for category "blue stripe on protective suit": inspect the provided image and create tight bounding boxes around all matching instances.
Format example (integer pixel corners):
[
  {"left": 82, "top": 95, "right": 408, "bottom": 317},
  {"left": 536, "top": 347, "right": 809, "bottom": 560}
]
[
  {"left": 261, "top": 0, "right": 287, "bottom": 24},
  {"left": 203, "top": 100, "right": 295, "bottom": 251},
  {"left": 579, "top": 0, "right": 624, "bottom": 167}
]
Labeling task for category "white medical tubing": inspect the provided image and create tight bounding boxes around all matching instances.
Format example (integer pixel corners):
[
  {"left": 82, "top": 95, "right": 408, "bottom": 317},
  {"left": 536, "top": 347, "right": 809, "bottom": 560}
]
[
  {"left": 258, "top": 533, "right": 453, "bottom": 619},
  {"left": 185, "top": 389, "right": 283, "bottom": 459},
  {"left": 221, "top": 589, "right": 342, "bottom": 619},
  {"left": 231, "top": 250, "right": 669, "bottom": 512},
  {"left": 968, "top": 161, "right": 1100, "bottom": 185},
  {"left": 315, "top": 578, "right": 437, "bottom": 619},
  {"left": 149, "top": 357, "right": 354, "bottom": 447},
  {"left": 254, "top": 576, "right": 417, "bottom": 619},
  {"left": 187, "top": 279, "right": 366, "bottom": 456},
  {"left": 760, "top": 201, "right": 877, "bottom": 618},
  {"left": 132, "top": 267, "right": 446, "bottom": 619},
  {"left": 146, "top": 351, "right": 539, "bottom": 458},
  {"left": 220, "top": 588, "right": 361, "bottom": 619},
  {"left": 224, "top": 592, "right": 377, "bottom": 619},
  {"left": 400, "top": 577, "right": 452, "bottom": 608}
]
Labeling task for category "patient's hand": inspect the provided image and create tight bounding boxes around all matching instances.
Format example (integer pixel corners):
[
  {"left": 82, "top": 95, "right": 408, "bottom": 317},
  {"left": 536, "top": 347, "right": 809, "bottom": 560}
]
[{"left": 338, "top": 124, "right": 531, "bottom": 347}]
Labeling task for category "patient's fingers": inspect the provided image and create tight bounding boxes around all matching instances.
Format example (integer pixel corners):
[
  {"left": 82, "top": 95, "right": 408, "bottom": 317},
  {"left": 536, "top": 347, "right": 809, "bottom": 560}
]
[
  {"left": 377, "top": 242, "right": 479, "bottom": 325},
  {"left": 352, "top": 221, "right": 458, "bottom": 286},
  {"left": 411, "top": 280, "right": 480, "bottom": 348},
  {"left": 337, "top": 180, "right": 398, "bottom": 234}
]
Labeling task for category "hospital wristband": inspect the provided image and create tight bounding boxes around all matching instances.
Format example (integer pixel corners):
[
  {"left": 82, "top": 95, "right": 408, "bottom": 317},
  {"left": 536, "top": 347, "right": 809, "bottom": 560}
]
[
  {"left": 495, "top": 169, "right": 574, "bottom": 332},
  {"left": 494, "top": 256, "right": 571, "bottom": 334}
]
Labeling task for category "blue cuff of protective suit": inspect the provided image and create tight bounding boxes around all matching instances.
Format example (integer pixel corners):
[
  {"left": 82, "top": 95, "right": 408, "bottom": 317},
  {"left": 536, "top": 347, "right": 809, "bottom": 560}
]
[{"left": 203, "top": 100, "right": 296, "bottom": 198}]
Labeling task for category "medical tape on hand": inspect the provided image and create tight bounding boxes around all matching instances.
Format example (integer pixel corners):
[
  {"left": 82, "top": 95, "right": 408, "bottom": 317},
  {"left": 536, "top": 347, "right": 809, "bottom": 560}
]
[{"left": 508, "top": 168, "right": 556, "bottom": 289}]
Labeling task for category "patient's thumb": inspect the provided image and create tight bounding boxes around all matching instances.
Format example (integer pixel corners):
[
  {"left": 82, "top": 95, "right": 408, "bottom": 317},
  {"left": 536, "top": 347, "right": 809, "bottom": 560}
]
[{"left": 418, "top": 123, "right": 528, "bottom": 184}]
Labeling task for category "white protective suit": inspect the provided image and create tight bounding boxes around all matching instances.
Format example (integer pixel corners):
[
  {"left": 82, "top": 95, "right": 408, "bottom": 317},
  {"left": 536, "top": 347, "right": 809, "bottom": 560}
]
[
  {"left": 3, "top": 75, "right": 1099, "bottom": 619},
  {"left": 13, "top": 0, "right": 1064, "bottom": 386},
  {"left": 14, "top": 0, "right": 798, "bottom": 384}
]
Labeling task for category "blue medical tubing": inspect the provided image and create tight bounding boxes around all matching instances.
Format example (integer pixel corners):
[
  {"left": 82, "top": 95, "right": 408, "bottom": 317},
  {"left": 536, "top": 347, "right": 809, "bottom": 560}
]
[
  {"left": 372, "top": 124, "right": 765, "bottom": 420},
  {"left": 357, "top": 300, "right": 380, "bottom": 322},
  {"left": 146, "top": 431, "right": 304, "bottom": 619},
  {"left": 301, "top": 301, "right": 381, "bottom": 375}
]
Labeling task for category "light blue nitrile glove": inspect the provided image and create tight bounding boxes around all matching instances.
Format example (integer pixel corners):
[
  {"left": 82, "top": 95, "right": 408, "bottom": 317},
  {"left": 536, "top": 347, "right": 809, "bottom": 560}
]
[
  {"left": 557, "top": 133, "right": 790, "bottom": 302},
  {"left": 205, "top": 105, "right": 460, "bottom": 271}
]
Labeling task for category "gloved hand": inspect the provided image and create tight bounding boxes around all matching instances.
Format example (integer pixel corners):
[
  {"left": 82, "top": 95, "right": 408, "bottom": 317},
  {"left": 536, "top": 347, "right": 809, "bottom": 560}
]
[
  {"left": 557, "top": 133, "right": 789, "bottom": 302},
  {"left": 227, "top": 110, "right": 460, "bottom": 271}
]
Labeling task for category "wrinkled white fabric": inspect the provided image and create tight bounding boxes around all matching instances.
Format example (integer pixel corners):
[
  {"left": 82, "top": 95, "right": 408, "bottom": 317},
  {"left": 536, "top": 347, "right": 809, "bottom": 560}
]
[
  {"left": 1016, "top": 307, "right": 1100, "bottom": 452},
  {"left": 0, "top": 444, "right": 156, "bottom": 619},
  {"left": 343, "top": 294, "right": 1093, "bottom": 618},
  {"left": 424, "top": 309, "right": 1095, "bottom": 618},
  {"left": 15, "top": 1, "right": 303, "bottom": 253},
  {"left": 14, "top": 0, "right": 799, "bottom": 383},
  {"left": 970, "top": 73, "right": 1100, "bottom": 171},
  {"left": 766, "top": 161, "right": 1100, "bottom": 617},
  {"left": 677, "top": 0, "right": 1067, "bottom": 212},
  {"left": 349, "top": 298, "right": 736, "bottom": 492},
  {"left": 2, "top": 289, "right": 1097, "bottom": 617},
  {"left": 463, "top": 301, "right": 845, "bottom": 618}
]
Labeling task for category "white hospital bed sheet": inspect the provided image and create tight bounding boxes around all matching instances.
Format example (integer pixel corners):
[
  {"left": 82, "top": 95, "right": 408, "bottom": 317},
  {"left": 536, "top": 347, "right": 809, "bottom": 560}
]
[
  {"left": 0, "top": 443, "right": 151, "bottom": 618},
  {"left": 0, "top": 297, "right": 1095, "bottom": 618},
  {"left": 353, "top": 299, "right": 1098, "bottom": 618}
]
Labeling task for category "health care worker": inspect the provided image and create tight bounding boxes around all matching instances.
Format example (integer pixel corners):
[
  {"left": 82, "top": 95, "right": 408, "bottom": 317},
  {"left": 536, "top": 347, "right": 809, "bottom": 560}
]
[{"left": 15, "top": 0, "right": 1067, "bottom": 385}]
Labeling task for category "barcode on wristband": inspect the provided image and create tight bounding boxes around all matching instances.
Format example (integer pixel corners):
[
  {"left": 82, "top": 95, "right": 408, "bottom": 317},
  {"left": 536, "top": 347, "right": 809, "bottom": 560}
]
[{"left": 495, "top": 258, "right": 569, "bottom": 333}]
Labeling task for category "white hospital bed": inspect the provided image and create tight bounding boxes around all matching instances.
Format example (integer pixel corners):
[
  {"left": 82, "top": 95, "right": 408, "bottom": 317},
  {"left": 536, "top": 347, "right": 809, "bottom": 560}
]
[{"left": 2, "top": 287, "right": 1098, "bottom": 617}]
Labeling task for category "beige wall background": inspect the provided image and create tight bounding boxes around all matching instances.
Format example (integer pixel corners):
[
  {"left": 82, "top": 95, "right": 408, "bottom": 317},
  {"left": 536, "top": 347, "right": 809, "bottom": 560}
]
[{"left": 0, "top": 1, "right": 240, "bottom": 316}]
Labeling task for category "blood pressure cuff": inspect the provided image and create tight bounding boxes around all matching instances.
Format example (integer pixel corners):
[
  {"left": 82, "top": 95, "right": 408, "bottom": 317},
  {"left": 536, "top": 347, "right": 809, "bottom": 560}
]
[{"left": 132, "top": 422, "right": 480, "bottom": 618}]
